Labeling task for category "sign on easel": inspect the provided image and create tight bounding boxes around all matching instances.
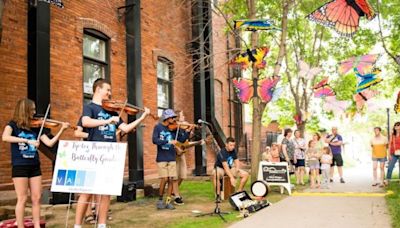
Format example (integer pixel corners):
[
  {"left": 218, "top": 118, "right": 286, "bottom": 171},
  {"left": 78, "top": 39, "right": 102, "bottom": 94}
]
[
  {"left": 257, "top": 161, "right": 291, "bottom": 195},
  {"left": 51, "top": 140, "right": 127, "bottom": 195}
]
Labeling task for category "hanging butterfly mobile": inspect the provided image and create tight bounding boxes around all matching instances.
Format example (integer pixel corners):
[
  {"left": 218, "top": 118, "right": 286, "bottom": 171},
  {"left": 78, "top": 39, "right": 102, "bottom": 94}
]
[
  {"left": 232, "top": 76, "right": 282, "bottom": 104},
  {"left": 306, "top": 0, "right": 376, "bottom": 37}
]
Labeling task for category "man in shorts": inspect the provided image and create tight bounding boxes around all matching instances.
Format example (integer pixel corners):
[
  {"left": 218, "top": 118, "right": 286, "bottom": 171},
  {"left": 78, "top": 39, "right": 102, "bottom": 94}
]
[
  {"left": 212, "top": 137, "right": 249, "bottom": 201},
  {"left": 152, "top": 109, "right": 188, "bottom": 209},
  {"left": 326, "top": 127, "right": 345, "bottom": 183},
  {"left": 370, "top": 127, "right": 388, "bottom": 187}
]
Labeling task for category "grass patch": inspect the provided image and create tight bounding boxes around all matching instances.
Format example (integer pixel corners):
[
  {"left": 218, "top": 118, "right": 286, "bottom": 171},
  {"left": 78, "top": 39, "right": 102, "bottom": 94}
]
[
  {"left": 44, "top": 179, "right": 289, "bottom": 228},
  {"left": 386, "top": 181, "right": 400, "bottom": 228}
]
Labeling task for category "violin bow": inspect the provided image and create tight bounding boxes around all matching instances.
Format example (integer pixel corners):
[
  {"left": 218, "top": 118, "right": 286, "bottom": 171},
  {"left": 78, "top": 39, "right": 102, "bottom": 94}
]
[{"left": 36, "top": 104, "right": 51, "bottom": 142}]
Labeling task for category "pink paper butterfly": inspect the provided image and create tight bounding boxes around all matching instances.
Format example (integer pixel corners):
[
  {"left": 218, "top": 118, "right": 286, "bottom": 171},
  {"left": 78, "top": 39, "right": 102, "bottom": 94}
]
[
  {"left": 323, "top": 96, "right": 351, "bottom": 114},
  {"left": 298, "top": 60, "right": 322, "bottom": 80},
  {"left": 339, "top": 54, "right": 380, "bottom": 75},
  {"left": 353, "top": 89, "right": 379, "bottom": 111},
  {"left": 313, "top": 77, "right": 335, "bottom": 98},
  {"left": 232, "top": 76, "right": 281, "bottom": 104}
]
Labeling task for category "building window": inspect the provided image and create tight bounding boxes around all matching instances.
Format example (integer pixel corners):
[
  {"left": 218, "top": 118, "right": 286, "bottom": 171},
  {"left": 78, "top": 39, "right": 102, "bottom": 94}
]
[
  {"left": 83, "top": 29, "right": 109, "bottom": 103},
  {"left": 157, "top": 58, "right": 173, "bottom": 116}
]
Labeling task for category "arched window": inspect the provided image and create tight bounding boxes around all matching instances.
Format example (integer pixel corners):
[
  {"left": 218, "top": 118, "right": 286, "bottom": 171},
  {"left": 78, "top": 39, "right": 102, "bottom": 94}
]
[
  {"left": 82, "top": 29, "right": 110, "bottom": 103},
  {"left": 157, "top": 57, "right": 174, "bottom": 116}
]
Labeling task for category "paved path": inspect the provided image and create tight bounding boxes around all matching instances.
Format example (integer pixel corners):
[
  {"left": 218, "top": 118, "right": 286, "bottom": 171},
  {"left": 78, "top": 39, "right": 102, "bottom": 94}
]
[{"left": 230, "top": 164, "right": 393, "bottom": 228}]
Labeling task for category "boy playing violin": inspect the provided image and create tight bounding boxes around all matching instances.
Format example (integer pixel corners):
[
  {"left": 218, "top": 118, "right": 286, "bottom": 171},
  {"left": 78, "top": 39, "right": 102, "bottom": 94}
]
[
  {"left": 152, "top": 109, "right": 189, "bottom": 209},
  {"left": 74, "top": 78, "right": 150, "bottom": 228},
  {"left": 2, "top": 98, "right": 69, "bottom": 228}
]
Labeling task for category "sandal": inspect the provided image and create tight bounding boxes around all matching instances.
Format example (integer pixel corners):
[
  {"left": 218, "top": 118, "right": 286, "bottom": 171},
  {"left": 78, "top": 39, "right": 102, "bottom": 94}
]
[
  {"left": 108, "top": 210, "right": 113, "bottom": 220},
  {"left": 84, "top": 214, "right": 97, "bottom": 224},
  {"left": 372, "top": 183, "right": 378, "bottom": 187}
]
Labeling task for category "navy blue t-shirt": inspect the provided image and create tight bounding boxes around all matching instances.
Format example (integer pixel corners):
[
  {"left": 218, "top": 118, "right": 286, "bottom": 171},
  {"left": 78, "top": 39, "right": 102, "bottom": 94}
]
[
  {"left": 215, "top": 148, "right": 237, "bottom": 169},
  {"left": 82, "top": 102, "right": 122, "bottom": 142},
  {"left": 152, "top": 123, "right": 189, "bottom": 162},
  {"left": 8, "top": 121, "right": 41, "bottom": 166}
]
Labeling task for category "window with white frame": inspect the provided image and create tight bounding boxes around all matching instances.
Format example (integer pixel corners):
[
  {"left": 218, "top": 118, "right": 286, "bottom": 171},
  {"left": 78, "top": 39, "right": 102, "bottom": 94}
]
[{"left": 157, "top": 58, "right": 173, "bottom": 116}]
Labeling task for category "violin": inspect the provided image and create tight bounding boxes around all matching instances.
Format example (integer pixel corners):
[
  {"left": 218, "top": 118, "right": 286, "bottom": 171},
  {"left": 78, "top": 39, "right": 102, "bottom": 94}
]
[
  {"left": 102, "top": 99, "right": 159, "bottom": 120},
  {"left": 168, "top": 121, "right": 199, "bottom": 131},
  {"left": 30, "top": 117, "right": 76, "bottom": 130}
]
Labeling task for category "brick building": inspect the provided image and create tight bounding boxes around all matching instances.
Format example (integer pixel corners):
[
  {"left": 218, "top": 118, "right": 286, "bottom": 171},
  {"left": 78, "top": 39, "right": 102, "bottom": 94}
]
[{"left": 0, "top": 0, "right": 242, "bottom": 189}]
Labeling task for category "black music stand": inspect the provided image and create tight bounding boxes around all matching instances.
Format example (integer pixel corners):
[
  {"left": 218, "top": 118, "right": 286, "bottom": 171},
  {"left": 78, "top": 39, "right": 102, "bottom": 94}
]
[{"left": 195, "top": 123, "right": 229, "bottom": 222}]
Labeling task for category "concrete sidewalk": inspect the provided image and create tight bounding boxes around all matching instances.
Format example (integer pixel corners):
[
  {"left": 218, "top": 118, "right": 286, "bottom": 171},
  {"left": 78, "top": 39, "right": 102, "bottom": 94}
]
[{"left": 230, "top": 165, "right": 393, "bottom": 228}]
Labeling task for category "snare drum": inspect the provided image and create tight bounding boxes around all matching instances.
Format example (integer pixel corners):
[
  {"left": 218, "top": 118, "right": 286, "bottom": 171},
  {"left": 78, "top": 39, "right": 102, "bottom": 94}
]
[{"left": 251, "top": 180, "right": 269, "bottom": 197}]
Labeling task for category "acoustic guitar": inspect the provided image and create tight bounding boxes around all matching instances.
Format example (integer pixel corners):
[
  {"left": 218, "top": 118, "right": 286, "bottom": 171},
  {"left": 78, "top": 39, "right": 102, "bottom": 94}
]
[{"left": 175, "top": 135, "right": 213, "bottom": 156}]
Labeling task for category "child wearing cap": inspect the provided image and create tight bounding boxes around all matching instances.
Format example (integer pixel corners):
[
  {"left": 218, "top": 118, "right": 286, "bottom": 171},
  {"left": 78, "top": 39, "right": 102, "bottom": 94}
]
[{"left": 152, "top": 109, "right": 189, "bottom": 210}]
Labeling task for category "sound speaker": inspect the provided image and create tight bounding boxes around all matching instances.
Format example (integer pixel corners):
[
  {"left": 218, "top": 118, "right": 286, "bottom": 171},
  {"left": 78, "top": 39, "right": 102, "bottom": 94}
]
[
  {"left": 51, "top": 192, "right": 73, "bottom": 205},
  {"left": 117, "top": 181, "right": 136, "bottom": 202}
]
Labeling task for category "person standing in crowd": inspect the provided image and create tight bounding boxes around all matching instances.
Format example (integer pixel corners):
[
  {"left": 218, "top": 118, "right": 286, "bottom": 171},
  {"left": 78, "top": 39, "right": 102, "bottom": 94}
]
[
  {"left": 386, "top": 122, "right": 400, "bottom": 183},
  {"left": 261, "top": 146, "right": 270, "bottom": 162},
  {"left": 307, "top": 140, "right": 321, "bottom": 188},
  {"left": 293, "top": 130, "right": 306, "bottom": 185},
  {"left": 320, "top": 147, "right": 333, "bottom": 189},
  {"left": 2, "top": 98, "right": 69, "bottom": 228},
  {"left": 281, "top": 128, "right": 295, "bottom": 173},
  {"left": 312, "top": 132, "right": 325, "bottom": 152},
  {"left": 370, "top": 127, "right": 388, "bottom": 187},
  {"left": 326, "top": 127, "right": 345, "bottom": 183}
]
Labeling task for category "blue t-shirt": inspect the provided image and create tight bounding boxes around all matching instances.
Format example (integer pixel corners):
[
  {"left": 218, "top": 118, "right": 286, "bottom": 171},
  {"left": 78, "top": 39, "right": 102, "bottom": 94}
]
[
  {"left": 82, "top": 102, "right": 122, "bottom": 142},
  {"left": 215, "top": 148, "right": 237, "bottom": 169},
  {"left": 8, "top": 121, "right": 41, "bottom": 166},
  {"left": 327, "top": 134, "right": 343, "bottom": 155},
  {"left": 152, "top": 123, "right": 189, "bottom": 162}
]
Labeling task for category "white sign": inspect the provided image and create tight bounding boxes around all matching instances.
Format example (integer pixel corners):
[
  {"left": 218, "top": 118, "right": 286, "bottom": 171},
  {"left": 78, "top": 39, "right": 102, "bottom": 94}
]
[
  {"left": 51, "top": 140, "right": 127, "bottom": 195},
  {"left": 258, "top": 161, "right": 291, "bottom": 195}
]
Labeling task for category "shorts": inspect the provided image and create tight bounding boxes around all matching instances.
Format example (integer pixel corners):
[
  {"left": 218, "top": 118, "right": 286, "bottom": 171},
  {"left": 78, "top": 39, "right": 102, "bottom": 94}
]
[
  {"left": 212, "top": 167, "right": 242, "bottom": 179},
  {"left": 12, "top": 165, "right": 41, "bottom": 178},
  {"left": 372, "top": 157, "right": 387, "bottom": 162},
  {"left": 308, "top": 160, "right": 320, "bottom": 170},
  {"left": 295, "top": 159, "right": 305, "bottom": 168},
  {"left": 157, "top": 161, "right": 177, "bottom": 179},
  {"left": 176, "top": 154, "right": 187, "bottom": 179},
  {"left": 331, "top": 154, "right": 344, "bottom": 167}
]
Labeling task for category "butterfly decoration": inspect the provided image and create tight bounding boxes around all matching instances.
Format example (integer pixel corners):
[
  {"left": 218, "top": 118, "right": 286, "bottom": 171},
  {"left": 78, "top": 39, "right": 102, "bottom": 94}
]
[
  {"left": 232, "top": 78, "right": 254, "bottom": 103},
  {"left": 355, "top": 68, "right": 382, "bottom": 93},
  {"left": 234, "top": 19, "right": 280, "bottom": 31},
  {"left": 232, "top": 76, "right": 281, "bottom": 104},
  {"left": 394, "top": 91, "right": 400, "bottom": 114},
  {"left": 323, "top": 96, "right": 351, "bottom": 114},
  {"left": 230, "top": 47, "right": 269, "bottom": 70},
  {"left": 306, "top": 0, "right": 376, "bottom": 37},
  {"left": 313, "top": 77, "right": 335, "bottom": 98},
  {"left": 293, "top": 110, "right": 310, "bottom": 125},
  {"left": 339, "top": 54, "right": 380, "bottom": 75},
  {"left": 353, "top": 89, "right": 379, "bottom": 111},
  {"left": 298, "top": 60, "right": 322, "bottom": 80},
  {"left": 257, "top": 77, "right": 281, "bottom": 103}
]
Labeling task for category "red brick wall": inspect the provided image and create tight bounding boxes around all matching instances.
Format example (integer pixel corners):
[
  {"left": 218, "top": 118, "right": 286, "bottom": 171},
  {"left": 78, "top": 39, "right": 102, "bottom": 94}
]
[
  {"left": 0, "top": 0, "right": 28, "bottom": 184},
  {"left": 0, "top": 0, "right": 232, "bottom": 187}
]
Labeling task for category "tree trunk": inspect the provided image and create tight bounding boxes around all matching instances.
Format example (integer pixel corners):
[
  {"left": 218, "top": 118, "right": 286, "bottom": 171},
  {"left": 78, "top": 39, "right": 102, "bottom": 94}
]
[
  {"left": 249, "top": 0, "right": 261, "bottom": 183},
  {"left": 250, "top": 0, "right": 291, "bottom": 182}
]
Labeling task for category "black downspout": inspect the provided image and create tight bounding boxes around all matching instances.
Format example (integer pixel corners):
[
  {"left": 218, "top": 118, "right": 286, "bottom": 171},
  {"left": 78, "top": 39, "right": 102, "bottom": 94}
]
[
  {"left": 125, "top": 0, "right": 144, "bottom": 188},
  {"left": 192, "top": 0, "right": 207, "bottom": 176},
  {"left": 28, "top": 1, "right": 50, "bottom": 115}
]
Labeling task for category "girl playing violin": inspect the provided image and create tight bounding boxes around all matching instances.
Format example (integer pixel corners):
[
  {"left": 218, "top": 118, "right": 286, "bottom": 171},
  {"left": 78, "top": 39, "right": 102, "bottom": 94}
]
[{"left": 2, "top": 98, "right": 69, "bottom": 228}]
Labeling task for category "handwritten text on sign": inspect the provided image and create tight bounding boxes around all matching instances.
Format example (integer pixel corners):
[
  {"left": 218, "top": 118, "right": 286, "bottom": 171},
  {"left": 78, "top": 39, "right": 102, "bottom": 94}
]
[{"left": 51, "top": 140, "right": 127, "bottom": 195}]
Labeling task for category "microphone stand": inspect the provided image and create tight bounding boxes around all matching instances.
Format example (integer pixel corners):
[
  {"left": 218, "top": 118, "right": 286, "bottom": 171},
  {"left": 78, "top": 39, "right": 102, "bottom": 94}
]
[{"left": 196, "top": 121, "right": 229, "bottom": 222}]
